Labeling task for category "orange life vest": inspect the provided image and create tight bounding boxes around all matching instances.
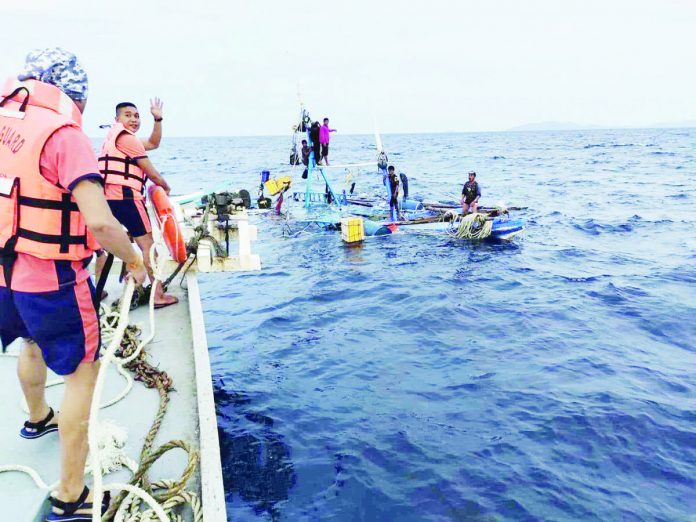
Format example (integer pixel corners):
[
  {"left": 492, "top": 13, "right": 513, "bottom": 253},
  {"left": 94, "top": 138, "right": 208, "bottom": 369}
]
[
  {"left": 0, "top": 78, "right": 97, "bottom": 262},
  {"left": 97, "top": 122, "right": 147, "bottom": 193}
]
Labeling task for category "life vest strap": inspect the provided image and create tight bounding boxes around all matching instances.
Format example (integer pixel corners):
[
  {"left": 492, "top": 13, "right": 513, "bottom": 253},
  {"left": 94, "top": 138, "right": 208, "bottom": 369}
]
[
  {"left": 0, "top": 86, "right": 30, "bottom": 113},
  {"left": 17, "top": 228, "right": 88, "bottom": 250},
  {"left": 18, "top": 195, "right": 80, "bottom": 212},
  {"left": 98, "top": 155, "right": 137, "bottom": 166},
  {"left": 17, "top": 191, "right": 85, "bottom": 253},
  {"left": 100, "top": 169, "right": 144, "bottom": 180},
  {"left": 0, "top": 239, "right": 18, "bottom": 287},
  {"left": 98, "top": 154, "right": 145, "bottom": 191}
]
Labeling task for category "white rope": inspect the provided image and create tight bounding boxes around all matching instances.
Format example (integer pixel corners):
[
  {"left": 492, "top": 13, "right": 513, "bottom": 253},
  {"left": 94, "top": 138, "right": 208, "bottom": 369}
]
[
  {"left": 90, "top": 211, "right": 170, "bottom": 522},
  {"left": 0, "top": 464, "right": 50, "bottom": 490}
]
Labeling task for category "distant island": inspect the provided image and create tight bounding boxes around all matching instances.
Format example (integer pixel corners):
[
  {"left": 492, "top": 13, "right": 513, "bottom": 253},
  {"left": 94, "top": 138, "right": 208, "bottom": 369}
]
[
  {"left": 507, "top": 121, "right": 602, "bottom": 132},
  {"left": 650, "top": 119, "right": 696, "bottom": 129}
]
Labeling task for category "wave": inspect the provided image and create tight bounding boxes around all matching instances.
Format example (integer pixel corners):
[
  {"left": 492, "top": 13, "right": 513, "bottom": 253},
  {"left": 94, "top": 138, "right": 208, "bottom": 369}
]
[
  {"left": 583, "top": 142, "right": 641, "bottom": 149},
  {"left": 573, "top": 219, "right": 634, "bottom": 235}
]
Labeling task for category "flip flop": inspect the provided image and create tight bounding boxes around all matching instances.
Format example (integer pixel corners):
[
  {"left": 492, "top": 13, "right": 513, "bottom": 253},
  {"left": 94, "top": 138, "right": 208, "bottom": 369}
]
[
  {"left": 20, "top": 407, "right": 58, "bottom": 439},
  {"left": 46, "top": 486, "right": 110, "bottom": 521},
  {"left": 154, "top": 295, "right": 179, "bottom": 309}
]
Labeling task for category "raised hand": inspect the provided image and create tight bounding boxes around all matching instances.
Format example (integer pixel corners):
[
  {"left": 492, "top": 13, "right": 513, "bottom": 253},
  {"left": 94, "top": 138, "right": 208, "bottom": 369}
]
[{"left": 150, "top": 97, "right": 163, "bottom": 120}]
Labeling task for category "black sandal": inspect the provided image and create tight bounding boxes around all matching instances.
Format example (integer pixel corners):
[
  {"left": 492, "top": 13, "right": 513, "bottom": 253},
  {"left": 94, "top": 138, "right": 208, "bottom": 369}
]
[
  {"left": 20, "top": 407, "right": 58, "bottom": 439},
  {"left": 46, "top": 486, "right": 110, "bottom": 521}
]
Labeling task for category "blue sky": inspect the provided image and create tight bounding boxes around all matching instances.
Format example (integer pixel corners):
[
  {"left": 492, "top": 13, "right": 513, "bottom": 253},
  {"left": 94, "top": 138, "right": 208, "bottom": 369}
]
[{"left": 2, "top": 0, "right": 695, "bottom": 136}]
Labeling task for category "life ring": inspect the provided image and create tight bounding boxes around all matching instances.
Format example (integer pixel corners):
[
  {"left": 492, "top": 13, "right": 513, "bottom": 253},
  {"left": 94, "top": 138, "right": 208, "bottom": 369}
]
[{"left": 148, "top": 185, "right": 187, "bottom": 263}]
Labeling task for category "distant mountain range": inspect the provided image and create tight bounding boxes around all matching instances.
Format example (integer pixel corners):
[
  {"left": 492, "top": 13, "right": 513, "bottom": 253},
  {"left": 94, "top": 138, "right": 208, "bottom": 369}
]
[{"left": 507, "top": 120, "right": 696, "bottom": 132}]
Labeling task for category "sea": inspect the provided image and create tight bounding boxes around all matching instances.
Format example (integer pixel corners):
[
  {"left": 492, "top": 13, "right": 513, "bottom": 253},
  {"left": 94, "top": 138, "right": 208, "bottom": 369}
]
[{"left": 153, "top": 128, "right": 696, "bottom": 521}]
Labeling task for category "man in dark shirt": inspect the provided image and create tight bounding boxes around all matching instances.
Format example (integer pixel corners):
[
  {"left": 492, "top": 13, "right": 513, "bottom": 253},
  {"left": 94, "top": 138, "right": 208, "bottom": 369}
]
[
  {"left": 301, "top": 139, "right": 310, "bottom": 179},
  {"left": 387, "top": 165, "right": 400, "bottom": 221},
  {"left": 309, "top": 122, "right": 321, "bottom": 165},
  {"left": 461, "top": 170, "right": 481, "bottom": 214}
]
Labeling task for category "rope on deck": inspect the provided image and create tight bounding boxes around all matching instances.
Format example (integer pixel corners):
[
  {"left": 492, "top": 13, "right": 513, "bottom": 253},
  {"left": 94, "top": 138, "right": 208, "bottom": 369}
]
[
  {"left": 445, "top": 211, "right": 494, "bottom": 240},
  {"left": 96, "top": 210, "right": 201, "bottom": 522}
]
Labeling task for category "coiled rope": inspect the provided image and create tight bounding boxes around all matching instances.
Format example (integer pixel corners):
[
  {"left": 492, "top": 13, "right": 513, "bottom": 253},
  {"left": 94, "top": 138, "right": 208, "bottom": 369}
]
[
  {"left": 95, "top": 210, "right": 201, "bottom": 521},
  {"left": 445, "top": 211, "right": 494, "bottom": 240}
]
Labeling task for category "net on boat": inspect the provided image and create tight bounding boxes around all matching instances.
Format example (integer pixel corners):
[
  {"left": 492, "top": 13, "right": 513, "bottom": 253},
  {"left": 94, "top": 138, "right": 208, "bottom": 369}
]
[{"left": 445, "top": 211, "right": 494, "bottom": 240}]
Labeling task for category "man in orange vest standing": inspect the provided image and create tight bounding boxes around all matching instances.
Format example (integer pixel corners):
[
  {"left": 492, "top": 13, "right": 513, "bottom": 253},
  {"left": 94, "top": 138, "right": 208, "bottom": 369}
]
[
  {"left": 0, "top": 48, "right": 147, "bottom": 520},
  {"left": 97, "top": 100, "right": 177, "bottom": 308}
]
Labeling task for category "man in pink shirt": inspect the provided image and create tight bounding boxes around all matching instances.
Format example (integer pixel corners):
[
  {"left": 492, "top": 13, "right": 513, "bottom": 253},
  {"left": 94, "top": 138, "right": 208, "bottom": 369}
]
[
  {"left": 319, "top": 117, "right": 337, "bottom": 165},
  {"left": 0, "top": 48, "right": 147, "bottom": 520}
]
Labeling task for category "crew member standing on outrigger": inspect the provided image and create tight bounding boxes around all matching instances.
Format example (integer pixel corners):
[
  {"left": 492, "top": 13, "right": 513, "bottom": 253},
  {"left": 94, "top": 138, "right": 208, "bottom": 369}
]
[
  {"left": 0, "top": 48, "right": 147, "bottom": 521},
  {"left": 387, "top": 165, "right": 401, "bottom": 221},
  {"left": 97, "top": 100, "right": 178, "bottom": 308},
  {"left": 461, "top": 170, "right": 481, "bottom": 214}
]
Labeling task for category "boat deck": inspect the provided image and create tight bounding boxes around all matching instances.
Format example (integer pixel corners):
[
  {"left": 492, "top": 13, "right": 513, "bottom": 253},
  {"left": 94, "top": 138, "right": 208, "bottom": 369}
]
[{"left": 0, "top": 273, "right": 226, "bottom": 521}]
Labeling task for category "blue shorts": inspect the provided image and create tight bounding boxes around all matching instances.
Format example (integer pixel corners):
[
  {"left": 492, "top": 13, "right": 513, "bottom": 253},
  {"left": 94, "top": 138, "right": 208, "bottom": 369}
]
[
  {"left": 0, "top": 279, "right": 101, "bottom": 375},
  {"left": 108, "top": 198, "right": 152, "bottom": 238}
]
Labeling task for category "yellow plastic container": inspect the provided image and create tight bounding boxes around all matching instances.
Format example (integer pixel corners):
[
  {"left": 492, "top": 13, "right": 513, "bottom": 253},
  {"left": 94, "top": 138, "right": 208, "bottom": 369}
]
[
  {"left": 264, "top": 176, "right": 292, "bottom": 196},
  {"left": 341, "top": 217, "right": 365, "bottom": 243}
]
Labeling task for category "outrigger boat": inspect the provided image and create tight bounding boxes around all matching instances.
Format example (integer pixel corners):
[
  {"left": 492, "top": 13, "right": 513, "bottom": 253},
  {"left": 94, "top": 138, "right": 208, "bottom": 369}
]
[{"left": 257, "top": 107, "right": 527, "bottom": 241}]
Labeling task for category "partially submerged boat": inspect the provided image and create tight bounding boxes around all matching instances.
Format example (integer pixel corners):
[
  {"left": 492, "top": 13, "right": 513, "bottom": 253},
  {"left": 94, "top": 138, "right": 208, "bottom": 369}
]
[{"left": 267, "top": 108, "right": 528, "bottom": 242}]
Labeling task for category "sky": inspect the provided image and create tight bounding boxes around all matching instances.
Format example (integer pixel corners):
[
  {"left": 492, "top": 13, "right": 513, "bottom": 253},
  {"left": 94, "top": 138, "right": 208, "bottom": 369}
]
[{"left": 1, "top": 0, "right": 695, "bottom": 137}]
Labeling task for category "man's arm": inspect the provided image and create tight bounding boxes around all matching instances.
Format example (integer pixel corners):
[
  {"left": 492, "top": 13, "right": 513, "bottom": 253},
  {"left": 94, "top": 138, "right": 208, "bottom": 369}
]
[
  {"left": 72, "top": 180, "right": 145, "bottom": 277},
  {"left": 141, "top": 97, "right": 163, "bottom": 151},
  {"left": 136, "top": 157, "right": 170, "bottom": 194}
]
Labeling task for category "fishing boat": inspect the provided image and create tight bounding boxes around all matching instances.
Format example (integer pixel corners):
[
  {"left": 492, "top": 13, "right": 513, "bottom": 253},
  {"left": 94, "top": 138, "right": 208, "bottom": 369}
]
[{"left": 232, "top": 107, "right": 527, "bottom": 242}]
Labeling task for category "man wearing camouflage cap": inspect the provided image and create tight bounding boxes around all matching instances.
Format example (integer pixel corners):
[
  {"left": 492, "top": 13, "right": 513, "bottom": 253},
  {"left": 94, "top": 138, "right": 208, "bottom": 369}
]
[{"left": 0, "top": 48, "right": 146, "bottom": 520}]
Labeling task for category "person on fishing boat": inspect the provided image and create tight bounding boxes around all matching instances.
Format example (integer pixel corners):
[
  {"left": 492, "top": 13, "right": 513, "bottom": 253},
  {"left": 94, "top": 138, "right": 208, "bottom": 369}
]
[
  {"left": 309, "top": 121, "right": 321, "bottom": 165},
  {"left": 461, "top": 170, "right": 481, "bottom": 214},
  {"left": 301, "top": 139, "right": 310, "bottom": 179},
  {"left": 0, "top": 48, "right": 147, "bottom": 521},
  {"left": 387, "top": 165, "right": 401, "bottom": 220},
  {"left": 96, "top": 100, "right": 178, "bottom": 308},
  {"left": 320, "top": 117, "right": 336, "bottom": 165}
]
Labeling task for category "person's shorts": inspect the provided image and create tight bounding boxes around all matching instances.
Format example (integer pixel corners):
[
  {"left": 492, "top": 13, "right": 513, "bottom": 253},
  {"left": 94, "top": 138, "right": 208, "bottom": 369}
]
[
  {"left": 108, "top": 198, "right": 152, "bottom": 238},
  {"left": 0, "top": 279, "right": 101, "bottom": 375},
  {"left": 321, "top": 143, "right": 329, "bottom": 157},
  {"left": 464, "top": 197, "right": 477, "bottom": 205}
]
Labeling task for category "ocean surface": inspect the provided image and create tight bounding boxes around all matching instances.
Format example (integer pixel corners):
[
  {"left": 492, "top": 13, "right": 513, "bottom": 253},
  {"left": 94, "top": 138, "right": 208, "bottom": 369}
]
[{"left": 153, "top": 129, "right": 696, "bottom": 521}]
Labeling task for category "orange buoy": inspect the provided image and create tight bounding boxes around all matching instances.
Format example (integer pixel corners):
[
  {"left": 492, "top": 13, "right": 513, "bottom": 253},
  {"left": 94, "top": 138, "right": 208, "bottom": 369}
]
[{"left": 148, "top": 185, "right": 187, "bottom": 263}]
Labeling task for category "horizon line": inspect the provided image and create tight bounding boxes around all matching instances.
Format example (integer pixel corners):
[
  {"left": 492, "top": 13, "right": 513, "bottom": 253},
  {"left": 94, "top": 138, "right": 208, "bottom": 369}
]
[{"left": 86, "top": 124, "right": 696, "bottom": 140}]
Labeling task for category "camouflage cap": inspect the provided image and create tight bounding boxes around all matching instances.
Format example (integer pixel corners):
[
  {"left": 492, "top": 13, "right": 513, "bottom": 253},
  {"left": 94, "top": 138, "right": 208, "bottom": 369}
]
[{"left": 18, "top": 47, "right": 88, "bottom": 101}]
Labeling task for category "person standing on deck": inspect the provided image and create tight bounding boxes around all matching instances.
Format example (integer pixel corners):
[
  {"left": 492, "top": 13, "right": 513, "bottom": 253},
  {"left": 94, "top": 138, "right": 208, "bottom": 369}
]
[
  {"left": 461, "top": 170, "right": 481, "bottom": 214},
  {"left": 301, "top": 139, "right": 310, "bottom": 179},
  {"left": 309, "top": 121, "right": 321, "bottom": 165},
  {"left": 0, "top": 48, "right": 147, "bottom": 521},
  {"left": 320, "top": 117, "right": 336, "bottom": 165},
  {"left": 96, "top": 100, "right": 178, "bottom": 308},
  {"left": 387, "top": 165, "right": 401, "bottom": 221}
]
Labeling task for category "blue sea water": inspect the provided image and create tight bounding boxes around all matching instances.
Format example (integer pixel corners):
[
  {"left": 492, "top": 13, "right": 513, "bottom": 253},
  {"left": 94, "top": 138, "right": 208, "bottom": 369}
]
[{"left": 154, "top": 129, "right": 696, "bottom": 521}]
